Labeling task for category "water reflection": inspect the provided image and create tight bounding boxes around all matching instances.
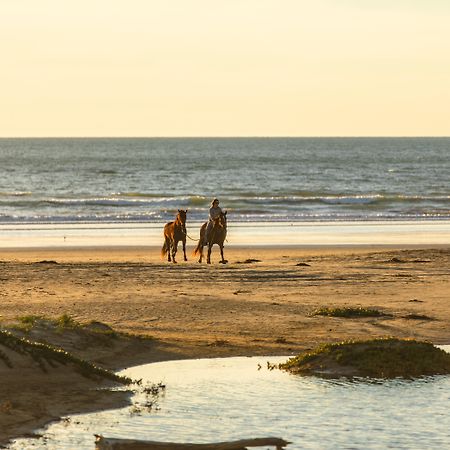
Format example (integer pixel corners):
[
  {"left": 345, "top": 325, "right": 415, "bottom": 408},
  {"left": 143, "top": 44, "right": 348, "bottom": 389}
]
[{"left": 9, "top": 350, "right": 450, "bottom": 450}]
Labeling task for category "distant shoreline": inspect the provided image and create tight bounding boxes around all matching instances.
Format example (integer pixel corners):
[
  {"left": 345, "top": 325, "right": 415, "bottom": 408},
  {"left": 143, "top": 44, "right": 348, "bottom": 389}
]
[{"left": 0, "top": 220, "right": 449, "bottom": 248}]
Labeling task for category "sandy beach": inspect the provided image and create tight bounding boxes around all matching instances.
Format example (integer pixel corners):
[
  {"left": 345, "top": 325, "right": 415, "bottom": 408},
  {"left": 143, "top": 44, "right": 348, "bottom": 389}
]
[
  {"left": 1, "top": 244, "right": 449, "bottom": 446},
  {"left": 3, "top": 0, "right": 450, "bottom": 445}
]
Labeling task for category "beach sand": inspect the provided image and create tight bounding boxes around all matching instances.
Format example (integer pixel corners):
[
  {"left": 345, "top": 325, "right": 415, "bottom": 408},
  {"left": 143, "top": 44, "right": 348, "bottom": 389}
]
[{"left": 1, "top": 245, "right": 449, "bottom": 445}]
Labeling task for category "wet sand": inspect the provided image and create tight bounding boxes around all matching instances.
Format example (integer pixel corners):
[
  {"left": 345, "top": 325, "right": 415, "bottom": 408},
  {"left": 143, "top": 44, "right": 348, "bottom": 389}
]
[{"left": 1, "top": 245, "right": 449, "bottom": 445}]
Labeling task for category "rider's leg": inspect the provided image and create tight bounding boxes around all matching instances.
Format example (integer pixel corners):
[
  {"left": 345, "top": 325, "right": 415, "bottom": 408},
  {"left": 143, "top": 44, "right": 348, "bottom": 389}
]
[{"left": 205, "top": 221, "right": 213, "bottom": 244}]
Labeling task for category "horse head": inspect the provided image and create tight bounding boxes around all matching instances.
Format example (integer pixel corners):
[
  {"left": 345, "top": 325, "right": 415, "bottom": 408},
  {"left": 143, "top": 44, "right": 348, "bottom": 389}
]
[
  {"left": 214, "top": 211, "right": 227, "bottom": 229},
  {"left": 176, "top": 209, "right": 187, "bottom": 226}
]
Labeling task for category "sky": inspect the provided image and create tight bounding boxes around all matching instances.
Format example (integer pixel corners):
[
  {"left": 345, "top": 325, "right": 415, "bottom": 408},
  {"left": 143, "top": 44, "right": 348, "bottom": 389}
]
[{"left": 1, "top": 0, "right": 449, "bottom": 137}]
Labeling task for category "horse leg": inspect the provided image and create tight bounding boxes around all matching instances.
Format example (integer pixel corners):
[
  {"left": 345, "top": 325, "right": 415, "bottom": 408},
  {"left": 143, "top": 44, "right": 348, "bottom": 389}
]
[
  {"left": 207, "top": 243, "right": 212, "bottom": 264},
  {"left": 197, "top": 244, "right": 203, "bottom": 263},
  {"left": 219, "top": 244, "right": 227, "bottom": 264},
  {"left": 166, "top": 237, "right": 172, "bottom": 262},
  {"left": 182, "top": 238, "right": 187, "bottom": 261},
  {"left": 172, "top": 240, "right": 178, "bottom": 263}
]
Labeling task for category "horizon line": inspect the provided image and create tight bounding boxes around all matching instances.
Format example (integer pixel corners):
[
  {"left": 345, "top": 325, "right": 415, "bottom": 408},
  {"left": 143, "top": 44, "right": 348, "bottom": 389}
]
[{"left": 1, "top": 135, "right": 449, "bottom": 139}]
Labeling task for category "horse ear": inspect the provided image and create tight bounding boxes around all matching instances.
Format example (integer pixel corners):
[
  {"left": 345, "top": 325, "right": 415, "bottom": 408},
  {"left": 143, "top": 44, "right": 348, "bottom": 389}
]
[
  {"left": 178, "top": 209, "right": 181, "bottom": 213},
  {"left": 224, "top": 211, "right": 227, "bottom": 215},
  {"left": 185, "top": 209, "right": 188, "bottom": 213}
]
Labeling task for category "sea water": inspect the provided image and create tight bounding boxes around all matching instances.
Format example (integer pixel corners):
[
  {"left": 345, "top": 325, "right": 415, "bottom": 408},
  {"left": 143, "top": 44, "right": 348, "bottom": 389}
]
[
  {"left": 0, "top": 138, "right": 448, "bottom": 247},
  {"left": 8, "top": 350, "right": 450, "bottom": 450},
  {"left": 0, "top": 137, "right": 448, "bottom": 224}
]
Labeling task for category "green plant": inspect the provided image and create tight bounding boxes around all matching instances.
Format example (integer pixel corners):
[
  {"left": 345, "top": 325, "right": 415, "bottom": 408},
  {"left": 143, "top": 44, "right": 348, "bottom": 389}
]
[
  {"left": 280, "top": 338, "right": 450, "bottom": 378},
  {"left": 56, "top": 314, "right": 80, "bottom": 330},
  {"left": 18, "top": 315, "right": 43, "bottom": 325},
  {"left": 13, "top": 315, "right": 44, "bottom": 332},
  {"left": 313, "top": 306, "right": 387, "bottom": 318}
]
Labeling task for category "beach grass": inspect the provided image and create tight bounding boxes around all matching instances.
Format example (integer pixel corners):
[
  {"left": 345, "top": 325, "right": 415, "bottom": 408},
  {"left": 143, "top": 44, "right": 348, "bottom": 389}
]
[
  {"left": 313, "top": 306, "right": 387, "bottom": 318},
  {"left": 280, "top": 338, "right": 450, "bottom": 378},
  {"left": 12, "top": 314, "right": 154, "bottom": 343},
  {"left": 0, "top": 329, "right": 132, "bottom": 383}
]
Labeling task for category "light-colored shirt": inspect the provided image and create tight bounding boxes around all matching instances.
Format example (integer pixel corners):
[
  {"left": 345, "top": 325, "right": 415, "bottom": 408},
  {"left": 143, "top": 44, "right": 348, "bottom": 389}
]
[{"left": 209, "top": 206, "right": 222, "bottom": 221}]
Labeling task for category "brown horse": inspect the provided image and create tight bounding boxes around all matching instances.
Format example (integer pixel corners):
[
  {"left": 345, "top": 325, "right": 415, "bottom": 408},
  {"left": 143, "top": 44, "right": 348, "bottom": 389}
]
[
  {"left": 193, "top": 211, "right": 227, "bottom": 264},
  {"left": 161, "top": 209, "right": 188, "bottom": 263}
]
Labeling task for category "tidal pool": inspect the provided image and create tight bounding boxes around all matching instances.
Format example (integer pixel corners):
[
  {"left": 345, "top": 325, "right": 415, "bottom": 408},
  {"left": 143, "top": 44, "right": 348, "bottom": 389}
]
[{"left": 9, "top": 348, "right": 450, "bottom": 450}]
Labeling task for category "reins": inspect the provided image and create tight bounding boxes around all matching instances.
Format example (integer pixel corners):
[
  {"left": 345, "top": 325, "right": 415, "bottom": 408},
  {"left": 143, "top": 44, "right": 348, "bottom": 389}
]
[
  {"left": 183, "top": 230, "right": 198, "bottom": 241},
  {"left": 176, "top": 220, "right": 197, "bottom": 241}
]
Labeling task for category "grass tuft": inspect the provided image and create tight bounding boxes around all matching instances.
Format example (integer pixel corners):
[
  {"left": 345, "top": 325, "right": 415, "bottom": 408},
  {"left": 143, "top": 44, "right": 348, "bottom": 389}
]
[
  {"left": 56, "top": 314, "right": 81, "bottom": 330},
  {"left": 313, "top": 306, "right": 387, "bottom": 318},
  {"left": 11, "top": 315, "right": 45, "bottom": 333},
  {"left": 18, "top": 315, "right": 43, "bottom": 325}
]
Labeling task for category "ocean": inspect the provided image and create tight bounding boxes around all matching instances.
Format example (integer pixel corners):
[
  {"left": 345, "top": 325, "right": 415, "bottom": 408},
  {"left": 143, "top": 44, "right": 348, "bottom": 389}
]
[{"left": 0, "top": 137, "right": 449, "bottom": 224}]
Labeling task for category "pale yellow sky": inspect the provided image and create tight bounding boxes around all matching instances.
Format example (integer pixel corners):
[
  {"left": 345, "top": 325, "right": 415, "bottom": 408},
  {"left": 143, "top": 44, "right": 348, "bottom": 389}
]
[{"left": 1, "top": 0, "right": 449, "bottom": 136}]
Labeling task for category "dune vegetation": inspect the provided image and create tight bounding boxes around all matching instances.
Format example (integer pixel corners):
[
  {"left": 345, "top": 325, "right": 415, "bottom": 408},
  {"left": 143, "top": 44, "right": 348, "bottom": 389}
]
[
  {"left": 279, "top": 338, "right": 450, "bottom": 378},
  {"left": 0, "top": 328, "right": 131, "bottom": 384}
]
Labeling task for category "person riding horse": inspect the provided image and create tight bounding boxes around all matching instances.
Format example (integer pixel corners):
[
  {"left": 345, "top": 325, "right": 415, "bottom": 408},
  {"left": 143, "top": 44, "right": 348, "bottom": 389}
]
[
  {"left": 205, "top": 198, "right": 222, "bottom": 245},
  {"left": 194, "top": 199, "right": 227, "bottom": 264}
]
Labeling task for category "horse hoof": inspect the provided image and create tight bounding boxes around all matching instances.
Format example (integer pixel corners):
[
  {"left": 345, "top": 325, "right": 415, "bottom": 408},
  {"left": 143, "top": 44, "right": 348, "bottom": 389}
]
[{"left": 220, "top": 260, "right": 228, "bottom": 264}]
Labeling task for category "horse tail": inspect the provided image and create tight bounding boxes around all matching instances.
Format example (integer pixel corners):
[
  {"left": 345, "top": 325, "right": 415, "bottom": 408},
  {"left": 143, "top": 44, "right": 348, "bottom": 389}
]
[
  {"left": 161, "top": 240, "right": 168, "bottom": 258},
  {"left": 193, "top": 240, "right": 202, "bottom": 256},
  {"left": 193, "top": 222, "right": 207, "bottom": 257}
]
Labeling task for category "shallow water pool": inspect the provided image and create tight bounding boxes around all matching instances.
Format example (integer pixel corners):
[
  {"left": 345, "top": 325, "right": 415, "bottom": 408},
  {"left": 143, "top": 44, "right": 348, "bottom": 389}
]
[{"left": 9, "top": 348, "right": 450, "bottom": 450}]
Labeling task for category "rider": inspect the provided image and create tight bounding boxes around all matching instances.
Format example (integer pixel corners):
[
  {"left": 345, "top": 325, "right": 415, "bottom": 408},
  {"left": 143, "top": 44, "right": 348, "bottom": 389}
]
[{"left": 205, "top": 198, "right": 223, "bottom": 244}]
